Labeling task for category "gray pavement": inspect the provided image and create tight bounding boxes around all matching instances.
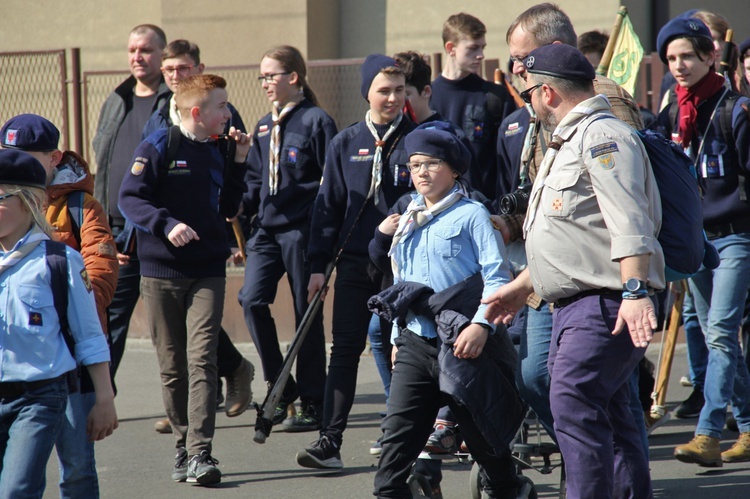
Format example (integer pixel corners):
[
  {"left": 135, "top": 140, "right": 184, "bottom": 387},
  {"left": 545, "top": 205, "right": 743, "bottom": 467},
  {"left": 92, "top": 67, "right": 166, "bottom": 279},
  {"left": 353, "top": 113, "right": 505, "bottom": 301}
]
[{"left": 44, "top": 339, "right": 750, "bottom": 498}]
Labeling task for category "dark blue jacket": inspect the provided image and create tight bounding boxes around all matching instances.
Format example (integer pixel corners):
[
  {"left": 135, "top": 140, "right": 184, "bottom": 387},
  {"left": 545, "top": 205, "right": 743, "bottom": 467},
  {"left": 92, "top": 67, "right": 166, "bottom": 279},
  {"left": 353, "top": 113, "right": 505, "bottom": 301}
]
[
  {"left": 307, "top": 118, "right": 415, "bottom": 273},
  {"left": 243, "top": 100, "right": 338, "bottom": 228},
  {"left": 430, "top": 74, "right": 517, "bottom": 199},
  {"left": 495, "top": 107, "right": 530, "bottom": 203},
  {"left": 657, "top": 89, "right": 750, "bottom": 229}
]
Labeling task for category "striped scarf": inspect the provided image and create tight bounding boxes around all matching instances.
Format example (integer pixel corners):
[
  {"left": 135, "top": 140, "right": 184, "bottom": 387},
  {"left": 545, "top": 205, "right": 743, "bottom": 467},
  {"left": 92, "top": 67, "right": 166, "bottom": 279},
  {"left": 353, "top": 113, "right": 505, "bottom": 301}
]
[
  {"left": 269, "top": 93, "right": 304, "bottom": 195},
  {"left": 365, "top": 111, "right": 403, "bottom": 206},
  {"left": 0, "top": 225, "right": 49, "bottom": 276}
]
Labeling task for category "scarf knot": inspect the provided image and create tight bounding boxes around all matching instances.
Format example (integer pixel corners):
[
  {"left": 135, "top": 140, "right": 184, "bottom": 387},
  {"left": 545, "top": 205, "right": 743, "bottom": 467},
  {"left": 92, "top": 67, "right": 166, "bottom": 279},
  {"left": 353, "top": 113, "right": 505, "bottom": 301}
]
[{"left": 365, "top": 111, "right": 403, "bottom": 206}]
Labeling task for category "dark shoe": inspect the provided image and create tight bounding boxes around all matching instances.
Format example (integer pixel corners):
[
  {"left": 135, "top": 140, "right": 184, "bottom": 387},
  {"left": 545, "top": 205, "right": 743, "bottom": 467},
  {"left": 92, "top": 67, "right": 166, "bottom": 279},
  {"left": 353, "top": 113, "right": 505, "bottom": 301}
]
[
  {"left": 296, "top": 434, "right": 343, "bottom": 469},
  {"left": 226, "top": 358, "right": 254, "bottom": 417},
  {"left": 722, "top": 432, "right": 750, "bottom": 463},
  {"left": 424, "top": 424, "right": 458, "bottom": 454},
  {"left": 727, "top": 412, "right": 739, "bottom": 432},
  {"left": 282, "top": 400, "right": 322, "bottom": 432},
  {"left": 216, "top": 378, "right": 224, "bottom": 409},
  {"left": 186, "top": 450, "right": 221, "bottom": 485},
  {"left": 674, "top": 435, "right": 722, "bottom": 467},
  {"left": 172, "top": 447, "right": 188, "bottom": 482},
  {"left": 154, "top": 418, "right": 172, "bottom": 434},
  {"left": 269, "top": 378, "right": 298, "bottom": 425},
  {"left": 674, "top": 389, "right": 704, "bottom": 419},
  {"left": 369, "top": 436, "right": 383, "bottom": 456}
]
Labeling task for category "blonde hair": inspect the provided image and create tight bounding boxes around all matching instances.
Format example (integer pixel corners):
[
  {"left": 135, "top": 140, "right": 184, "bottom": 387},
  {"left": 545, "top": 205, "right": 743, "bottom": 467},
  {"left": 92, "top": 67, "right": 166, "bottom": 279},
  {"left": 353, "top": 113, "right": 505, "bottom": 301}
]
[
  {"left": 174, "top": 74, "right": 227, "bottom": 115},
  {"left": 0, "top": 183, "right": 52, "bottom": 236}
]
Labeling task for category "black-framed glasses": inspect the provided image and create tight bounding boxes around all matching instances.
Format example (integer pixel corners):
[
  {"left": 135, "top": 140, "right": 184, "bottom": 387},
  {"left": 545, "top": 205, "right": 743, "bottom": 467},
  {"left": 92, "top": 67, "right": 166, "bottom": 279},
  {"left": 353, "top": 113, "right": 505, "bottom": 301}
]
[
  {"left": 407, "top": 160, "right": 444, "bottom": 173},
  {"left": 519, "top": 83, "right": 543, "bottom": 104},
  {"left": 509, "top": 54, "right": 528, "bottom": 66},
  {"left": 0, "top": 193, "right": 17, "bottom": 203},
  {"left": 161, "top": 65, "right": 194, "bottom": 76},
  {"left": 257, "top": 72, "right": 291, "bottom": 83}
]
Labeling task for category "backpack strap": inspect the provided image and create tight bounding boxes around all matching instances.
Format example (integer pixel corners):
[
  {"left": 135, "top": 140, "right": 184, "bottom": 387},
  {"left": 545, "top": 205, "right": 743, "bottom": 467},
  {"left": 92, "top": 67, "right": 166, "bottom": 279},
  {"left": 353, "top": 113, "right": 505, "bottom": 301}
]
[
  {"left": 45, "top": 240, "right": 79, "bottom": 393},
  {"left": 719, "top": 93, "right": 740, "bottom": 153},
  {"left": 67, "top": 190, "right": 85, "bottom": 246}
]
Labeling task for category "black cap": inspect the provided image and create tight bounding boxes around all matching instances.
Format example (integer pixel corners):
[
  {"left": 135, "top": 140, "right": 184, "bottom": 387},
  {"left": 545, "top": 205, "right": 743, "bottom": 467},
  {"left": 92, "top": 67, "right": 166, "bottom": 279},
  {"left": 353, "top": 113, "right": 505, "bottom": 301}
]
[
  {"left": 1, "top": 114, "right": 60, "bottom": 152},
  {"left": 656, "top": 17, "right": 713, "bottom": 64},
  {"left": 524, "top": 44, "right": 595, "bottom": 80},
  {"left": 0, "top": 149, "right": 47, "bottom": 189},
  {"left": 361, "top": 54, "right": 399, "bottom": 100},
  {"left": 405, "top": 128, "right": 471, "bottom": 175}
]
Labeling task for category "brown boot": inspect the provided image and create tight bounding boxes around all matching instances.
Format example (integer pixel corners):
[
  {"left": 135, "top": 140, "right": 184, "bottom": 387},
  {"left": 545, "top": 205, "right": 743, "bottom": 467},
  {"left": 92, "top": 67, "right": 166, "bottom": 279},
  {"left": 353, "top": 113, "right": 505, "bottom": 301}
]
[
  {"left": 225, "top": 358, "right": 255, "bottom": 417},
  {"left": 154, "top": 418, "right": 172, "bottom": 434},
  {"left": 721, "top": 432, "right": 750, "bottom": 463},
  {"left": 674, "top": 435, "right": 722, "bottom": 467}
]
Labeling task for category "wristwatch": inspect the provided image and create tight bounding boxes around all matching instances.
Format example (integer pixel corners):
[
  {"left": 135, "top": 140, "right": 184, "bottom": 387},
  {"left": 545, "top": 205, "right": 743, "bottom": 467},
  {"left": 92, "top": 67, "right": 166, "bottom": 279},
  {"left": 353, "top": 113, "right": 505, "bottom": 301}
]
[{"left": 622, "top": 278, "right": 648, "bottom": 300}]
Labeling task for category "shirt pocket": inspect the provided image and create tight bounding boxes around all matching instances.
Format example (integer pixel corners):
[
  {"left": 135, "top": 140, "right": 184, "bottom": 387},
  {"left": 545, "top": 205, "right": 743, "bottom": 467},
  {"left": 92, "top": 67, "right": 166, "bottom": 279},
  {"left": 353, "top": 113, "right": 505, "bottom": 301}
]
[
  {"left": 700, "top": 140, "right": 728, "bottom": 179},
  {"left": 464, "top": 105, "right": 489, "bottom": 143},
  {"left": 542, "top": 171, "right": 580, "bottom": 218},
  {"left": 281, "top": 133, "right": 311, "bottom": 169},
  {"left": 14, "top": 284, "right": 56, "bottom": 336},
  {"left": 434, "top": 224, "right": 463, "bottom": 258}
]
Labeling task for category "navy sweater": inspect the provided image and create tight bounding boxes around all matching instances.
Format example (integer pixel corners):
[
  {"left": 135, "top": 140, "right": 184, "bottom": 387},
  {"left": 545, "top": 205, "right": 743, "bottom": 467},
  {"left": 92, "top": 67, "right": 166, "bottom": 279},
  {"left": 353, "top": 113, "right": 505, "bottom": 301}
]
[
  {"left": 430, "top": 73, "right": 516, "bottom": 198},
  {"left": 307, "top": 118, "right": 415, "bottom": 273},
  {"left": 495, "top": 106, "right": 531, "bottom": 201},
  {"left": 243, "top": 100, "right": 338, "bottom": 228},
  {"left": 657, "top": 90, "right": 750, "bottom": 229},
  {"left": 118, "top": 128, "right": 247, "bottom": 279}
]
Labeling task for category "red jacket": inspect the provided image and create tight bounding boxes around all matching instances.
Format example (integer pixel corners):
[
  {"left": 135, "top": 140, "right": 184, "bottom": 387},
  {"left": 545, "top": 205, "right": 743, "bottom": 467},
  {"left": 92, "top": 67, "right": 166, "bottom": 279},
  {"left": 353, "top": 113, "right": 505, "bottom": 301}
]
[{"left": 46, "top": 151, "right": 118, "bottom": 332}]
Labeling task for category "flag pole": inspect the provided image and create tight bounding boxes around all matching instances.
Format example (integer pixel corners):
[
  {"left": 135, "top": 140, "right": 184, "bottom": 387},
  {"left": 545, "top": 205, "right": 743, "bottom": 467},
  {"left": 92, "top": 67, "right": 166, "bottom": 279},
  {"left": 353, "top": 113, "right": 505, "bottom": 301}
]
[{"left": 597, "top": 6, "right": 628, "bottom": 76}]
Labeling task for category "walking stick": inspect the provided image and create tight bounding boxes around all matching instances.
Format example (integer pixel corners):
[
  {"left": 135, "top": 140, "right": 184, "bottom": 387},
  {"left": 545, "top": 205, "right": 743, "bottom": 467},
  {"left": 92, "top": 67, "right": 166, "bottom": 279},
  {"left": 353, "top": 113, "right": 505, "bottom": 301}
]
[
  {"left": 648, "top": 280, "right": 686, "bottom": 428},
  {"left": 231, "top": 219, "right": 246, "bottom": 263},
  {"left": 596, "top": 6, "right": 628, "bottom": 76}
]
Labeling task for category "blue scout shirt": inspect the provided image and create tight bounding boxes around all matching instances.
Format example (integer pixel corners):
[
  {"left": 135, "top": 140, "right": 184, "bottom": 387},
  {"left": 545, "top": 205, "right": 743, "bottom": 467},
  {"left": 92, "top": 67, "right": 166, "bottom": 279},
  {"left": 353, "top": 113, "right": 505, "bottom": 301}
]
[{"left": 0, "top": 234, "right": 110, "bottom": 382}]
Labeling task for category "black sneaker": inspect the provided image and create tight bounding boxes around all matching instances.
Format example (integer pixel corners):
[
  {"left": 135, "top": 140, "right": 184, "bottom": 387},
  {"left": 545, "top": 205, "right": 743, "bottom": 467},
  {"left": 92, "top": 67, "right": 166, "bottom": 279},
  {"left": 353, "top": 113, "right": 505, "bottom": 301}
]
[
  {"left": 282, "top": 400, "right": 322, "bottom": 432},
  {"left": 172, "top": 447, "right": 188, "bottom": 482},
  {"left": 269, "top": 377, "right": 299, "bottom": 425},
  {"left": 296, "top": 434, "right": 343, "bottom": 469},
  {"left": 674, "top": 388, "right": 704, "bottom": 419},
  {"left": 186, "top": 450, "right": 221, "bottom": 485}
]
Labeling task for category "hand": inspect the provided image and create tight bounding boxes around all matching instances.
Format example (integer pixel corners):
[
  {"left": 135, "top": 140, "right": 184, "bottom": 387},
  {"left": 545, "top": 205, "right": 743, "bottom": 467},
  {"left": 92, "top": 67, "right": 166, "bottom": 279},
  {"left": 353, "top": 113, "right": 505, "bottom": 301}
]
[
  {"left": 167, "top": 223, "right": 199, "bottom": 247},
  {"left": 378, "top": 213, "right": 401, "bottom": 236},
  {"left": 87, "top": 396, "right": 118, "bottom": 441},
  {"left": 307, "top": 273, "right": 328, "bottom": 303},
  {"left": 453, "top": 323, "right": 489, "bottom": 359},
  {"left": 482, "top": 270, "right": 534, "bottom": 325},
  {"left": 612, "top": 297, "right": 657, "bottom": 348},
  {"left": 230, "top": 249, "right": 245, "bottom": 265},
  {"left": 116, "top": 252, "right": 130, "bottom": 266},
  {"left": 228, "top": 126, "right": 252, "bottom": 162},
  {"left": 489, "top": 215, "right": 511, "bottom": 244},
  {"left": 391, "top": 344, "right": 398, "bottom": 367},
  {"left": 227, "top": 202, "right": 244, "bottom": 222}
]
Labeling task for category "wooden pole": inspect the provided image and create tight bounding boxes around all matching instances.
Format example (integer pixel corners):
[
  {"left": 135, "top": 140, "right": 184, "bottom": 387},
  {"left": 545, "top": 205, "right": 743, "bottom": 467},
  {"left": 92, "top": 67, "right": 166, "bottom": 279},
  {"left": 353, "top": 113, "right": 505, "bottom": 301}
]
[
  {"left": 495, "top": 68, "right": 525, "bottom": 109},
  {"left": 650, "top": 281, "right": 686, "bottom": 417},
  {"left": 232, "top": 219, "right": 246, "bottom": 263},
  {"left": 597, "top": 6, "right": 628, "bottom": 76}
]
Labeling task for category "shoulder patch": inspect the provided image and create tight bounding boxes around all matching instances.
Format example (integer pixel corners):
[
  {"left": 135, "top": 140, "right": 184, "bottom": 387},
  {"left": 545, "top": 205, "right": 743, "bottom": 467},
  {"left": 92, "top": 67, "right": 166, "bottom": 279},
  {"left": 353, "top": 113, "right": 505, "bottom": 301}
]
[
  {"left": 97, "top": 242, "right": 116, "bottom": 258},
  {"left": 80, "top": 268, "right": 93, "bottom": 292},
  {"left": 131, "top": 156, "right": 149, "bottom": 176},
  {"left": 598, "top": 153, "right": 615, "bottom": 170},
  {"left": 590, "top": 142, "right": 619, "bottom": 158}
]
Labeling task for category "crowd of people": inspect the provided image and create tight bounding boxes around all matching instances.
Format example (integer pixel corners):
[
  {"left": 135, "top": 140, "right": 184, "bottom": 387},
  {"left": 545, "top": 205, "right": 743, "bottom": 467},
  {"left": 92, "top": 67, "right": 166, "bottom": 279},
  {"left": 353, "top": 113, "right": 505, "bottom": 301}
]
[{"left": 2, "top": 2, "right": 750, "bottom": 498}]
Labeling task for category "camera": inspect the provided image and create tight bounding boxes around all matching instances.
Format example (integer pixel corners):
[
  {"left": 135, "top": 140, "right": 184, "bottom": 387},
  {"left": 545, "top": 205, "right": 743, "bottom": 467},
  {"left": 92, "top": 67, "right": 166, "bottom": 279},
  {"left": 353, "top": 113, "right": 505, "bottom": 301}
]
[{"left": 499, "top": 183, "right": 532, "bottom": 215}]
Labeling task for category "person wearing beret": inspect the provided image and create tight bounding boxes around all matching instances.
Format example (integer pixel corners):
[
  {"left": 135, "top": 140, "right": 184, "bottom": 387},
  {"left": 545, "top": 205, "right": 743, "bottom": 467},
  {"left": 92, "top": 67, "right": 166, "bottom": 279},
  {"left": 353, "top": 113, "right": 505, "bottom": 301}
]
[
  {"left": 656, "top": 16, "right": 750, "bottom": 468},
  {"left": 369, "top": 128, "right": 523, "bottom": 498},
  {"left": 297, "top": 54, "right": 415, "bottom": 470},
  {"left": 741, "top": 37, "right": 750, "bottom": 87},
  {"left": 483, "top": 43, "right": 665, "bottom": 498},
  {"left": 0, "top": 149, "right": 118, "bottom": 498}
]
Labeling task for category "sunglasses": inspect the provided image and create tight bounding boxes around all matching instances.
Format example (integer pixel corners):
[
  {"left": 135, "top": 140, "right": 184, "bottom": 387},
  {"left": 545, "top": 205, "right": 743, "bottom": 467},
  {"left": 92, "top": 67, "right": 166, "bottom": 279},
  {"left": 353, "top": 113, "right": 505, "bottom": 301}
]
[{"left": 520, "top": 83, "right": 543, "bottom": 104}]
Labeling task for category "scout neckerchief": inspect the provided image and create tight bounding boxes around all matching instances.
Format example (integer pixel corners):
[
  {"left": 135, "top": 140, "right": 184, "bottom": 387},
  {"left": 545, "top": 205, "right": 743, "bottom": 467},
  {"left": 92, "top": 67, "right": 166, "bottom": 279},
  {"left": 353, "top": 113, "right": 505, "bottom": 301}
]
[
  {"left": 365, "top": 110, "right": 403, "bottom": 205},
  {"left": 388, "top": 182, "right": 467, "bottom": 281},
  {"left": 674, "top": 71, "right": 725, "bottom": 149},
  {"left": 0, "top": 225, "right": 48, "bottom": 276},
  {"left": 269, "top": 92, "right": 305, "bottom": 195},
  {"left": 523, "top": 94, "right": 611, "bottom": 237},
  {"left": 169, "top": 95, "right": 181, "bottom": 127}
]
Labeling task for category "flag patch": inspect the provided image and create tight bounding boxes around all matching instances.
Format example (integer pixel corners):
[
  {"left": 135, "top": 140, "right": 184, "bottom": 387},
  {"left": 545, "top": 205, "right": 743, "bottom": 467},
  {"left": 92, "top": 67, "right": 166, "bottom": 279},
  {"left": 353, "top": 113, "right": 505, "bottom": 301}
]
[
  {"left": 29, "top": 312, "right": 43, "bottom": 326},
  {"left": 590, "top": 142, "right": 619, "bottom": 158},
  {"left": 175, "top": 160, "right": 187, "bottom": 168},
  {"left": 358, "top": 149, "right": 369, "bottom": 155},
  {"left": 4, "top": 129, "right": 18, "bottom": 146}
]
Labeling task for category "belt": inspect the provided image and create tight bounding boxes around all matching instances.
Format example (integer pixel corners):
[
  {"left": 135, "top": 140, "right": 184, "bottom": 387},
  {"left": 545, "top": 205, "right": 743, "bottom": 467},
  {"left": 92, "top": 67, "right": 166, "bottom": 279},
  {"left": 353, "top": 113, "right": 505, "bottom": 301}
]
[
  {"left": 704, "top": 219, "right": 750, "bottom": 240},
  {"left": 554, "top": 289, "right": 621, "bottom": 309},
  {"left": 0, "top": 374, "right": 65, "bottom": 398}
]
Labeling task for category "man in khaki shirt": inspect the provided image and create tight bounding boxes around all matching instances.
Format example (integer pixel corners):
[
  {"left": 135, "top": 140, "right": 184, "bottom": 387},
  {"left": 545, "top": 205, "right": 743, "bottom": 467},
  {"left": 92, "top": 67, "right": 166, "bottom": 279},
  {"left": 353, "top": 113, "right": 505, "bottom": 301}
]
[{"left": 484, "top": 44, "right": 665, "bottom": 499}]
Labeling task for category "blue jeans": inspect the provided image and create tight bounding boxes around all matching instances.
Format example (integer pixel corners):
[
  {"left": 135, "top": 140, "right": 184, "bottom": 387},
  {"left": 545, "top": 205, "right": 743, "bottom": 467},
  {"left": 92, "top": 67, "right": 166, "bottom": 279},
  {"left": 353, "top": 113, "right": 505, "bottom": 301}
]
[
  {"left": 368, "top": 314, "right": 392, "bottom": 402},
  {"left": 0, "top": 377, "right": 68, "bottom": 498},
  {"left": 689, "top": 232, "right": 750, "bottom": 438},
  {"left": 682, "top": 292, "right": 708, "bottom": 390},
  {"left": 55, "top": 391, "right": 98, "bottom": 499}
]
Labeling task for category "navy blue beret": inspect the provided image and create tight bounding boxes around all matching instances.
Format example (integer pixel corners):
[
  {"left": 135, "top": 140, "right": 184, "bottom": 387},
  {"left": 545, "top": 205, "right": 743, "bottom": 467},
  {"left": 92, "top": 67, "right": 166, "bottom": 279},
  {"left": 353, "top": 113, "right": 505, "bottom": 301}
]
[
  {"left": 1, "top": 114, "right": 60, "bottom": 152},
  {"left": 405, "top": 128, "right": 471, "bottom": 175},
  {"left": 740, "top": 38, "right": 750, "bottom": 58},
  {"left": 361, "top": 54, "right": 399, "bottom": 100},
  {"left": 656, "top": 17, "right": 713, "bottom": 64},
  {"left": 523, "top": 44, "right": 595, "bottom": 81},
  {"left": 0, "top": 149, "right": 47, "bottom": 189},
  {"left": 415, "top": 120, "right": 462, "bottom": 137}
]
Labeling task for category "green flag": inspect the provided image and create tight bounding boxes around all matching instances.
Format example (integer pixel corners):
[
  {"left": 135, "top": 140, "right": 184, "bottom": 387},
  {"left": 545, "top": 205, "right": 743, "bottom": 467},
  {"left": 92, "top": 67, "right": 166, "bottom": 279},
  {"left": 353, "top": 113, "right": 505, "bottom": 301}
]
[{"left": 607, "top": 13, "right": 643, "bottom": 96}]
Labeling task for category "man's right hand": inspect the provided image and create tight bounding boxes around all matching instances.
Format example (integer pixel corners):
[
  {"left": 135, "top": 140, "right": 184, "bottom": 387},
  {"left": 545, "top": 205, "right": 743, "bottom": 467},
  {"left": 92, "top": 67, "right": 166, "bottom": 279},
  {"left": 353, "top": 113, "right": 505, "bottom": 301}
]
[
  {"left": 167, "top": 223, "right": 199, "bottom": 247},
  {"left": 482, "top": 269, "right": 534, "bottom": 325},
  {"left": 307, "top": 273, "right": 328, "bottom": 303},
  {"left": 116, "top": 252, "right": 130, "bottom": 265}
]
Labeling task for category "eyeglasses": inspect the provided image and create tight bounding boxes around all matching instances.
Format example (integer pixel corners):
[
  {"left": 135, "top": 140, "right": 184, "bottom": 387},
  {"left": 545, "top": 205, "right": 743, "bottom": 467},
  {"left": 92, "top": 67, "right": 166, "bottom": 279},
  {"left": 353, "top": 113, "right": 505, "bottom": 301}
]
[
  {"left": 161, "top": 65, "right": 194, "bottom": 76},
  {"left": 406, "top": 160, "right": 444, "bottom": 173},
  {"left": 520, "top": 83, "right": 543, "bottom": 104},
  {"left": 257, "top": 72, "right": 291, "bottom": 83},
  {"left": 0, "top": 193, "right": 17, "bottom": 204},
  {"left": 509, "top": 54, "right": 528, "bottom": 66}
]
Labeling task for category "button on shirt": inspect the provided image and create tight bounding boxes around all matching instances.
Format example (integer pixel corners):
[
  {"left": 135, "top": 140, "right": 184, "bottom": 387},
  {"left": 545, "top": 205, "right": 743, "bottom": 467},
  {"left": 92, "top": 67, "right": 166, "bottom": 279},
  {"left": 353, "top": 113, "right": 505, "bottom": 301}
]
[
  {"left": 0, "top": 241, "right": 110, "bottom": 382},
  {"left": 391, "top": 196, "right": 512, "bottom": 341}
]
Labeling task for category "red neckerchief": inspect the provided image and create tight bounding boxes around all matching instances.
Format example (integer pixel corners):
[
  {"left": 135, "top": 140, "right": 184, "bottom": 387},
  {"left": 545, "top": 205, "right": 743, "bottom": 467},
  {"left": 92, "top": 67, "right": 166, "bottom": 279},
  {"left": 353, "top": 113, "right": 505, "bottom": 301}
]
[{"left": 674, "top": 71, "right": 726, "bottom": 148}]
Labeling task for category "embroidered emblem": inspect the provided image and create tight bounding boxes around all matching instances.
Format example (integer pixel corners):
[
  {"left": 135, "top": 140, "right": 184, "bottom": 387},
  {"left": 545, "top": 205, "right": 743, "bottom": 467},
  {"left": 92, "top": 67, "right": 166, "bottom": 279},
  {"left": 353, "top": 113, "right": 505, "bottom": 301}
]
[
  {"left": 288, "top": 147, "right": 298, "bottom": 164},
  {"left": 80, "top": 269, "right": 93, "bottom": 292},
  {"left": 551, "top": 198, "right": 563, "bottom": 211},
  {"left": 688, "top": 21, "right": 700, "bottom": 31},
  {"left": 505, "top": 125, "right": 524, "bottom": 137},
  {"left": 131, "top": 161, "right": 146, "bottom": 176},
  {"left": 29, "top": 312, "right": 43, "bottom": 326},
  {"left": 4, "top": 129, "right": 18, "bottom": 146},
  {"left": 525, "top": 56, "right": 535, "bottom": 68},
  {"left": 508, "top": 122, "right": 519, "bottom": 131},
  {"left": 590, "top": 141, "right": 619, "bottom": 158},
  {"left": 259, "top": 125, "right": 268, "bottom": 133},
  {"left": 98, "top": 242, "right": 116, "bottom": 258},
  {"left": 175, "top": 160, "right": 187, "bottom": 168},
  {"left": 598, "top": 153, "right": 615, "bottom": 170},
  {"left": 473, "top": 122, "right": 485, "bottom": 139}
]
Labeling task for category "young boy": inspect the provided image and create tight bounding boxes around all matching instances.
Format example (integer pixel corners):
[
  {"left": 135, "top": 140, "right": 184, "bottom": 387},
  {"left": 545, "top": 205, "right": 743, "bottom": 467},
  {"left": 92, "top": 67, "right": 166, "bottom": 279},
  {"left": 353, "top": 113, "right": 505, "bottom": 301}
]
[
  {"left": 119, "top": 74, "right": 250, "bottom": 485},
  {"left": 1, "top": 114, "right": 118, "bottom": 498},
  {"left": 430, "top": 12, "right": 516, "bottom": 199},
  {"left": 393, "top": 51, "right": 441, "bottom": 124},
  {"left": 296, "top": 54, "right": 415, "bottom": 470}
]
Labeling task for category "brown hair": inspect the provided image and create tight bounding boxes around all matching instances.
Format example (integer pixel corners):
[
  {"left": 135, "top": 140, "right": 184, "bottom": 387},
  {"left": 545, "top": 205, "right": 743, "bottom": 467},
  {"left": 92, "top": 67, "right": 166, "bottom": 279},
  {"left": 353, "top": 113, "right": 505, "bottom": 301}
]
[
  {"left": 174, "top": 74, "right": 226, "bottom": 113},
  {"left": 130, "top": 24, "right": 167, "bottom": 49},
  {"left": 163, "top": 39, "right": 200, "bottom": 64},
  {"left": 262, "top": 45, "right": 319, "bottom": 106},
  {"left": 393, "top": 51, "right": 432, "bottom": 93},
  {"left": 442, "top": 13, "right": 486, "bottom": 46},
  {"left": 0, "top": 184, "right": 51, "bottom": 236},
  {"left": 505, "top": 3, "right": 577, "bottom": 47},
  {"left": 694, "top": 11, "right": 730, "bottom": 42},
  {"left": 578, "top": 30, "right": 609, "bottom": 59}
]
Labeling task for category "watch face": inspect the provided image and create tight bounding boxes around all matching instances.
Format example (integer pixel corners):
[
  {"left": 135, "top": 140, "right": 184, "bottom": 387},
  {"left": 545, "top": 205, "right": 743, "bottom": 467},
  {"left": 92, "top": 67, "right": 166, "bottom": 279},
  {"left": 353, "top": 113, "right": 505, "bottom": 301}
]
[{"left": 626, "top": 278, "right": 642, "bottom": 292}]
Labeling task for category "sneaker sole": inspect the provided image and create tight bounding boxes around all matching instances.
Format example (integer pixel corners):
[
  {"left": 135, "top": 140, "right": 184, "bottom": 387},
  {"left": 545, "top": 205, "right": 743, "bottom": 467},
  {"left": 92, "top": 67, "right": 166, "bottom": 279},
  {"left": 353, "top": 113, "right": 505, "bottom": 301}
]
[
  {"left": 186, "top": 469, "right": 222, "bottom": 485},
  {"left": 283, "top": 423, "right": 323, "bottom": 433},
  {"left": 674, "top": 452, "right": 723, "bottom": 467},
  {"left": 172, "top": 473, "right": 187, "bottom": 483},
  {"left": 295, "top": 451, "right": 343, "bottom": 469},
  {"left": 673, "top": 411, "right": 701, "bottom": 419}
]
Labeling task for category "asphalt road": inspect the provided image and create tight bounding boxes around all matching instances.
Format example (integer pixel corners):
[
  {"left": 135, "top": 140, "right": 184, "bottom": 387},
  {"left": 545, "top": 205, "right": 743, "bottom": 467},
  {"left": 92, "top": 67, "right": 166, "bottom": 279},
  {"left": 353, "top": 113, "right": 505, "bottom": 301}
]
[{"left": 43, "top": 338, "right": 750, "bottom": 498}]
